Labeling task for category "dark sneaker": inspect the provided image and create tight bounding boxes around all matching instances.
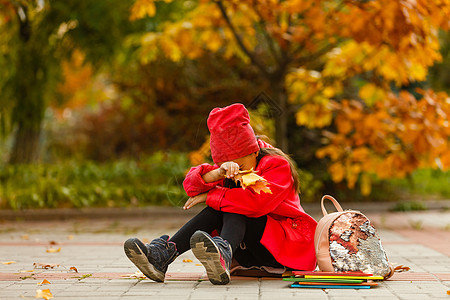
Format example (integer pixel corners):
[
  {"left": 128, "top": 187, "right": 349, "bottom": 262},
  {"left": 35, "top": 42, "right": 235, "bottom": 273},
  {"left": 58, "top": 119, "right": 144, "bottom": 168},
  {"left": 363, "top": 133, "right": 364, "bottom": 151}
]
[
  {"left": 190, "top": 230, "right": 232, "bottom": 285},
  {"left": 124, "top": 235, "right": 178, "bottom": 282}
]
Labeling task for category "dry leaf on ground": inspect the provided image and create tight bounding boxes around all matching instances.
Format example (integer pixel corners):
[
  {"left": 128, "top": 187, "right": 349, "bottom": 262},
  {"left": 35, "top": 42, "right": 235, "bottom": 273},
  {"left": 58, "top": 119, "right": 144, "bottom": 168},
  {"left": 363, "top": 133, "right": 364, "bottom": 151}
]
[
  {"left": 182, "top": 259, "right": 193, "bottom": 263},
  {"left": 46, "top": 247, "right": 61, "bottom": 253},
  {"left": 35, "top": 289, "right": 53, "bottom": 300},
  {"left": 69, "top": 266, "right": 78, "bottom": 273},
  {"left": 394, "top": 265, "right": 411, "bottom": 272},
  {"left": 1, "top": 261, "right": 16, "bottom": 265},
  {"left": 37, "top": 279, "right": 51, "bottom": 285},
  {"left": 120, "top": 272, "right": 146, "bottom": 279},
  {"left": 20, "top": 269, "right": 35, "bottom": 273},
  {"left": 33, "top": 263, "right": 60, "bottom": 269}
]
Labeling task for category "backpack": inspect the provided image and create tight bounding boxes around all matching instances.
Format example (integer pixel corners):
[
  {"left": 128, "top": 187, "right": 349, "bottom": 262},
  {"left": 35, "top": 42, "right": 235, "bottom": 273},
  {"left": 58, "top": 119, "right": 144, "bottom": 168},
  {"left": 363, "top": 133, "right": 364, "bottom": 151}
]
[{"left": 314, "top": 195, "right": 394, "bottom": 278}]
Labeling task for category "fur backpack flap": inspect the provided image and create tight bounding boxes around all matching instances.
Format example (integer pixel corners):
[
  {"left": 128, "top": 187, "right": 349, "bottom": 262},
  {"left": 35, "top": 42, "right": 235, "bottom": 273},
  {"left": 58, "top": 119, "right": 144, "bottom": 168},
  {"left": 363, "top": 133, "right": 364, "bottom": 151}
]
[{"left": 314, "top": 195, "right": 394, "bottom": 279}]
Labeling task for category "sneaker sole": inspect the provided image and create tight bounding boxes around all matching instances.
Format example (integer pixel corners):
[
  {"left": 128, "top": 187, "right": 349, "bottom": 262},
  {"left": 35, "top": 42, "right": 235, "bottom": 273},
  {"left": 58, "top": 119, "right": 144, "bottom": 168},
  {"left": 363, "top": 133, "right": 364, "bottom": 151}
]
[
  {"left": 123, "top": 238, "right": 165, "bottom": 282},
  {"left": 190, "top": 232, "right": 230, "bottom": 285}
]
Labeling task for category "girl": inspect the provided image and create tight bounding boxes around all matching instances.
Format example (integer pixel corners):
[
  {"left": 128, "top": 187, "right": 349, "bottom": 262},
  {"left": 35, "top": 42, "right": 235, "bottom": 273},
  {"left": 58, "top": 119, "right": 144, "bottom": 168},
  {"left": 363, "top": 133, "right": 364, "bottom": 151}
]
[{"left": 124, "top": 103, "right": 317, "bottom": 285}]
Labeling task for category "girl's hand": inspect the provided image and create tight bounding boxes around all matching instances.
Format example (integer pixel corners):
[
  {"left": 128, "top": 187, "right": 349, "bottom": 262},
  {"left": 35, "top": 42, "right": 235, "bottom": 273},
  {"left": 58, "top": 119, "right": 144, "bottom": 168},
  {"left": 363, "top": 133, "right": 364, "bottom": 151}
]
[
  {"left": 183, "top": 193, "right": 207, "bottom": 210},
  {"left": 219, "top": 161, "right": 240, "bottom": 179}
]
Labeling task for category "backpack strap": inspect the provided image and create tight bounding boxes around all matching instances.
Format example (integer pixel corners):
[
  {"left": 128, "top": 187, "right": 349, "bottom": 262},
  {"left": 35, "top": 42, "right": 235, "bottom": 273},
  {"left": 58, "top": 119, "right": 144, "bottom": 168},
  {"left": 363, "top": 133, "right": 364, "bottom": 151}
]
[
  {"left": 384, "top": 263, "right": 395, "bottom": 280},
  {"left": 321, "top": 195, "right": 344, "bottom": 216}
]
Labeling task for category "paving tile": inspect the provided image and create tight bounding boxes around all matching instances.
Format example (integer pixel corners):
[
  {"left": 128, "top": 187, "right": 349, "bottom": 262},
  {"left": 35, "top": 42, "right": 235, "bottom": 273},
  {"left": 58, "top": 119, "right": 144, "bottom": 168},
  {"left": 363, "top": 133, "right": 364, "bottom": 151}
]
[
  {"left": 1, "top": 208, "right": 450, "bottom": 300},
  {"left": 388, "top": 272, "right": 438, "bottom": 281}
]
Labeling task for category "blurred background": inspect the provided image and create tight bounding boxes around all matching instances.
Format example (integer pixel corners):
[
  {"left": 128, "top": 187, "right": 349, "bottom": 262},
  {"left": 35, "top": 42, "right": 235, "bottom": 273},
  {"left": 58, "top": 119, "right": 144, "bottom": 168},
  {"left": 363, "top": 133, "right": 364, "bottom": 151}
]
[{"left": 0, "top": 0, "right": 449, "bottom": 210}]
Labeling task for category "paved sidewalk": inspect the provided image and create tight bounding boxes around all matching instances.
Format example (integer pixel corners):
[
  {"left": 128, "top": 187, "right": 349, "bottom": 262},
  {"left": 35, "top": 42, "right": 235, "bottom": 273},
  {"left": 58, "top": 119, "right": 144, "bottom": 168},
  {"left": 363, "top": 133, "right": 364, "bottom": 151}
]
[{"left": 0, "top": 204, "right": 449, "bottom": 299}]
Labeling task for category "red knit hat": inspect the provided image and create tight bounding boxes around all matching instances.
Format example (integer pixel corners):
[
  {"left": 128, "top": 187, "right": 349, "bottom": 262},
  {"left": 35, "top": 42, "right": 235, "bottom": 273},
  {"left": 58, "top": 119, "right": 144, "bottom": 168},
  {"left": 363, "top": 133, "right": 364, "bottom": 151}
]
[{"left": 207, "top": 103, "right": 259, "bottom": 163}]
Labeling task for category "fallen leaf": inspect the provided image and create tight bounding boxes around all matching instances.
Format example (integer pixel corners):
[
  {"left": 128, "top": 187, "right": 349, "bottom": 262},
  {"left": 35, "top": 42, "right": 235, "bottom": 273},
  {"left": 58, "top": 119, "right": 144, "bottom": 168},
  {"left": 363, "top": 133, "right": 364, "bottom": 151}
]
[
  {"left": 394, "top": 265, "right": 411, "bottom": 272},
  {"left": 35, "top": 289, "right": 53, "bottom": 300},
  {"left": 120, "top": 272, "right": 146, "bottom": 279},
  {"left": 70, "top": 266, "right": 78, "bottom": 273},
  {"left": 48, "top": 241, "right": 58, "bottom": 245},
  {"left": 1, "top": 261, "right": 16, "bottom": 265},
  {"left": 195, "top": 264, "right": 202, "bottom": 266},
  {"left": 20, "top": 269, "right": 35, "bottom": 273},
  {"left": 46, "top": 247, "right": 61, "bottom": 253},
  {"left": 447, "top": 290, "right": 450, "bottom": 295},
  {"left": 37, "top": 279, "right": 51, "bottom": 285},
  {"left": 182, "top": 259, "right": 193, "bottom": 263},
  {"left": 33, "top": 263, "right": 60, "bottom": 269}
]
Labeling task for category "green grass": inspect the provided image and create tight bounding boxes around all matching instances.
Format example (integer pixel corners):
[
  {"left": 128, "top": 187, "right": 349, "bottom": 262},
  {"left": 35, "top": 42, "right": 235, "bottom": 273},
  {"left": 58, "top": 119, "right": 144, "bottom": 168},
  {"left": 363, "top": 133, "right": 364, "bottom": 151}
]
[
  {"left": 389, "top": 168, "right": 450, "bottom": 200},
  {"left": 1, "top": 153, "right": 448, "bottom": 210},
  {"left": 0, "top": 152, "right": 190, "bottom": 209}
]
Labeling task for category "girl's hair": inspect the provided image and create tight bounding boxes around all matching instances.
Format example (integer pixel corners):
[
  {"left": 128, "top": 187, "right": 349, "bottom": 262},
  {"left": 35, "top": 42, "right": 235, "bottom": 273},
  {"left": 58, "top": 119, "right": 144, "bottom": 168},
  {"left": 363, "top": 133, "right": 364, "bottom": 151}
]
[{"left": 256, "top": 138, "right": 301, "bottom": 194}]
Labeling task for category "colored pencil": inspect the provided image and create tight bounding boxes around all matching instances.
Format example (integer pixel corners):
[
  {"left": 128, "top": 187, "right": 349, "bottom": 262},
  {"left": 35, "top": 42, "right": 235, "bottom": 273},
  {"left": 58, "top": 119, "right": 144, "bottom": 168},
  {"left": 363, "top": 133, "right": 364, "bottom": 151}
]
[
  {"left": 283, "top": 277, "right": 364, "bottom": 283},
  {"left": 290, "top": 281, "right": 378, "bottom": 287},
  {"left": 304, "top": 275, "right": 384, "bottom": 280},
  {"left": 292, "top": 271, "right": 373, "bottom": 276},
  {"left": 290, "top": 283, "right": 371, "bottom": 289}
]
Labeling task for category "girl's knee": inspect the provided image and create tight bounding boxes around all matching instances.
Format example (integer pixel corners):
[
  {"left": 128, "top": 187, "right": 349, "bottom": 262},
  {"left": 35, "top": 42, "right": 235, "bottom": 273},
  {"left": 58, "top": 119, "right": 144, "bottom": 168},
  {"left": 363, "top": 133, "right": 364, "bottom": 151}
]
[{"left": 199, "top": 206, "right": 223, "bottom": 218}]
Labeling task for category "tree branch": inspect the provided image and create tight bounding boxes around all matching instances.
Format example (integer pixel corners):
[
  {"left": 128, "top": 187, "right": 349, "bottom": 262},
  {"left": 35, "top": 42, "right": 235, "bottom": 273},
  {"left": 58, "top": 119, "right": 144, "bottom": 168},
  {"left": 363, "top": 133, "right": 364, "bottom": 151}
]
[
  {"left": 251, "top": 0, "right": 283, "bottom": 65},
  {"left": 294, "top": 42, "right": 338, "bottom": 66},
  {"left": 215, "top": 0, "right": 270, "bottom": 77}
]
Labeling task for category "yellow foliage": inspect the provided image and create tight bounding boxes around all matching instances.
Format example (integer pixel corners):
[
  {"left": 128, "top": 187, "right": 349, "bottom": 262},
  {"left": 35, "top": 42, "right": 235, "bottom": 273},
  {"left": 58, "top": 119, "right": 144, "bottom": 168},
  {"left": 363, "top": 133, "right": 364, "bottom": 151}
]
[
  {"left": 329, "top": 163, "right": 345, "bottom": 183},
  {"left": 128, "top": 0, "right": 450, "bottom": 195},
  {"left": 53, "top": 50, "right": 111, "bottom": 119},
  {"left": 130, "top": 0, "right": 156, "bottom": 20},
  {"left": 295, "top": 102, "right": 333, "bottom": 128},
  {"left": 360, "top": 173, "right": 371, "bottom": 196},
  {"left": 318, "top": 89, "right": 450, "bottom": 193},
  {"left": 359, "top": 84, "right": 386, "bottom": 107}
]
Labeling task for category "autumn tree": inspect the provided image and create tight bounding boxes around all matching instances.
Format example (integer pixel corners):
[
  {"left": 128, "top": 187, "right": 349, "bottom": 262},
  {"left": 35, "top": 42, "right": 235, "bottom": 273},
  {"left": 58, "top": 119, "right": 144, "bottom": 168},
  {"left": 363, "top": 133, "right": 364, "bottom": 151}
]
[
  {"left": 129, "top": 0, "right": 450, "bottom": 195},
  {"left": 0, "top": 0, "right": 135, "bottom": 163}
]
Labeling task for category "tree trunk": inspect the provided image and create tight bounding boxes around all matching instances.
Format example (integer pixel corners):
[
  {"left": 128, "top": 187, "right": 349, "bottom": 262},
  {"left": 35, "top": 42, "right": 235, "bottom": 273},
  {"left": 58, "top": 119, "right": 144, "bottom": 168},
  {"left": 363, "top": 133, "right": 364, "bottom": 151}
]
[
  {"left": 9, "top": 123, "right": 41, "bottom": 164},
  {"left": 269, "top": 80, "right": 289, "bottom": 153}
]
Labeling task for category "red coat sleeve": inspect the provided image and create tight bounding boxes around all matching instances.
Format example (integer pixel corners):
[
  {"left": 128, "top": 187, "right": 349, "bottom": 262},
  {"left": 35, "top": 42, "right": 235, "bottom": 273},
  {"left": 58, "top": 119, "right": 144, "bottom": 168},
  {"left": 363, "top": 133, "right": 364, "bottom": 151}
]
[
  {"left": 206, "top": 156, "right": 294, "bottom": 218},
  {"left": 183, "top": 163, "right": 222, "bottom": 197}
]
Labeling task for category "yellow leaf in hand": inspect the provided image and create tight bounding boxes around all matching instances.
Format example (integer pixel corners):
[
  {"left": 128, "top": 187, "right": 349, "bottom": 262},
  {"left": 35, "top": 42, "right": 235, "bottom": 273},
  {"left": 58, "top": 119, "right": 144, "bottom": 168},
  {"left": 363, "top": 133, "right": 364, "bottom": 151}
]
[
  {"left": 233, "top": 169, "right": 272, "bottom": 194},
  {"left": 249, "top": 181, "right": 272, "bottom": 194}
]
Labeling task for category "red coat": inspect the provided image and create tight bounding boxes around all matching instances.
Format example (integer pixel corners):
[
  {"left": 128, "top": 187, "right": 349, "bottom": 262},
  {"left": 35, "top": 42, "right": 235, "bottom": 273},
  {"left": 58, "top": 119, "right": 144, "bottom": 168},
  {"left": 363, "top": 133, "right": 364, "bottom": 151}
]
[{"left": 183, "top": 155, "right": 318, "bottom": 271}]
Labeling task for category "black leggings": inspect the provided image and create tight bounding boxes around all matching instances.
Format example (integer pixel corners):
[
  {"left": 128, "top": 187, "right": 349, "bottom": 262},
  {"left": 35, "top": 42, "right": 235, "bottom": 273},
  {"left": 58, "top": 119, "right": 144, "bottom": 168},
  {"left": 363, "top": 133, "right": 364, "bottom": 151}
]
[{"left": 169, "top": 207, "right": 283, "bottom": 268}]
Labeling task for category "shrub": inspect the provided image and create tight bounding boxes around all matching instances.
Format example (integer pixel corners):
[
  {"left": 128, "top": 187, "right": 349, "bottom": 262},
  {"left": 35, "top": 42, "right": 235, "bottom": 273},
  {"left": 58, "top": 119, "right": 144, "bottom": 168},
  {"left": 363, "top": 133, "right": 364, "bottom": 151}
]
[{"left": 0, "top": 152, "right": 190, "bottom": 209}]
